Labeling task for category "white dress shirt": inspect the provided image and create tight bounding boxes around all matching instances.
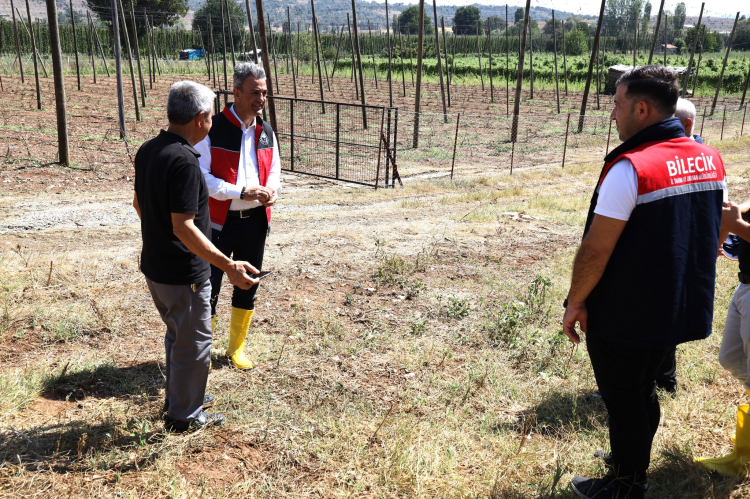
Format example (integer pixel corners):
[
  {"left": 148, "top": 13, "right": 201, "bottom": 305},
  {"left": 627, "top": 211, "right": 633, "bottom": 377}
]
[{"left": 195, "top": 105, "right": 282, "bottom": 211}]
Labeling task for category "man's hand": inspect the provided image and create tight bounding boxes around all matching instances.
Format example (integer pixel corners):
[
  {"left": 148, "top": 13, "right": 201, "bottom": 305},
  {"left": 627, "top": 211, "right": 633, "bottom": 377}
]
[
  {"left": 262, "top": 188, "right": 278, "bottom": 207},
  {"left": 225, "top": 260, "right": 260, "bottom": 290},
  {"left": 244, "top": 186, "right": 273, "bottom": 202},
  {"left": 563, "top": 303, "right": 587, "bottom": 344}
]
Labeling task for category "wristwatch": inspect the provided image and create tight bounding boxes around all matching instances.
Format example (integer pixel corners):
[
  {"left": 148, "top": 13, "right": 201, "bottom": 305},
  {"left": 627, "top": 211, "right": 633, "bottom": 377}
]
[{"left": 240, "top": 186, "right": 246, "bottom": 200}]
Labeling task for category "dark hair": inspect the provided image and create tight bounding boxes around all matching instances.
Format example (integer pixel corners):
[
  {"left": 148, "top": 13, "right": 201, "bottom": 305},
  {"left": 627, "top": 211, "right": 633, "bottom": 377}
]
[{"left": 615, "top": 65, "right": 679, "bottom": 116}]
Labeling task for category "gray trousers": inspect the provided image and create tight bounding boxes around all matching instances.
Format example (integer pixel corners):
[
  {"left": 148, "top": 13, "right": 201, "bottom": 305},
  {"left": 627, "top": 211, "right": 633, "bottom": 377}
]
[
  {"left": 719, "top": 283, "right": 750, "bottom": 393},
  {"left": 146, "top": 277, "right": 212, "bottom": 422}
]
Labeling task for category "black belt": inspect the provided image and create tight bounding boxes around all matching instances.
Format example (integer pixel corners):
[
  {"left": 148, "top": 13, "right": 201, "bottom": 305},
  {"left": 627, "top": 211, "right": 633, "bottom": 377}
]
[
  {"left": 740, "top": 272, "right": 750, "bottom": 284},
  {"left": 226, "top": 207, "right": 264, "bottom": 219}
]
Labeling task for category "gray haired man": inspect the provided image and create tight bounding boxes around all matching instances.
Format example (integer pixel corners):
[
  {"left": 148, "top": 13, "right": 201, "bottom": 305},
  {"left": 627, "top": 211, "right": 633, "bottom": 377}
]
[
  {"left": 133, "top": 81, "right": 259, "bottom": 432},
  {"left": 195, "top": 63, "right": 282, "bottom": 371},
  {"left": 675, "top": 97, "right": 703, "bottom": 143}
]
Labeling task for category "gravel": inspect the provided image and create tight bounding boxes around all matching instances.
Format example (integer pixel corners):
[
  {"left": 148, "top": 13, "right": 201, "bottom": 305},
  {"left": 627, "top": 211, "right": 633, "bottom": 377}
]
[{"left": 0, "top": 200, "right": 139, "bottom": 233}]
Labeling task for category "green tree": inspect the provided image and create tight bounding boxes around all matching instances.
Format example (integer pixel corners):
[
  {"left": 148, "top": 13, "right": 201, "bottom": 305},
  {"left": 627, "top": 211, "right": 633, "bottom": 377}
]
[
  {"left": 640, "top": 1, "right": 651, "bottom": 34},
  {"left": 487, "top": 15, "right": 505, "bottom": 33},
  {"left": 543, "top": 18, "right": 563, "bottom": 35},
  {"left": 192, "top": 0, "right": 245, "bottom": 53},
  {"left": 86, "top": 0, "right": 188, "bottom": 31},
  {"left": 673, "top": 2, "right": 686, "bottom": 31},
  {"left": 514, "top": 7, "right": 524, "bottom": 24},
  {"left": 393, "top": 5, "right": 433, "bottom": 35},
  {"left": 565, "top": 29, "right": 589, "bottom": 55},
  {"left": 453, "top": 5, "right": 481, "bottom": 35}
]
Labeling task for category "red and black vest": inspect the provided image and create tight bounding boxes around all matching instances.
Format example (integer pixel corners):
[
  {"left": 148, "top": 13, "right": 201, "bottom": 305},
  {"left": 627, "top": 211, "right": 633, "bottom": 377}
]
[
  {"left": 207, "top": 104, "right": 275, "bottom": 230},
  {"left": 584, "top": 129, "right": 726, "bottom": 348}
]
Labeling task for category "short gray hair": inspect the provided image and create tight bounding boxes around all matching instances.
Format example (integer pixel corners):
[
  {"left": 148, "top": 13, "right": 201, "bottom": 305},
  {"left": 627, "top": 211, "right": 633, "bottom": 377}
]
[
  {"left": 233, "top": 62, "right": 266, "bottom": 89},
  {"left": 167, "top": 81, "right": 215, "bottom": 125},
  {"left": 675, "top": 97, "right": 696, "bottom": 123}
]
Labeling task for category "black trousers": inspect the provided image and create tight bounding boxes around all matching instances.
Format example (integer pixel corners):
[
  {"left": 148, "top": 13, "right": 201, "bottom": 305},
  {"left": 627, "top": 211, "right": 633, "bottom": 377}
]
[
  {"left": 210, "top": 207, "right": 268, "bottom": 316},
  {"left": 587, "top": 332, "right": 671, "bottom": 483},
  {"left": 655, "top": 345, "right": 677, "bottom": 392}
]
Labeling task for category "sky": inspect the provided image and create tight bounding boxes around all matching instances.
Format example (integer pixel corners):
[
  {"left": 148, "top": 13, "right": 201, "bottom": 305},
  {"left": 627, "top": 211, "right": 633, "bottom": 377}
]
[{"left": 371, "top": 0, "right": 749, "bottom": 19}]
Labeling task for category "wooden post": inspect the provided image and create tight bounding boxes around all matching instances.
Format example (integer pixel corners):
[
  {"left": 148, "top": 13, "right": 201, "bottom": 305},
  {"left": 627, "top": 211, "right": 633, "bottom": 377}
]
[
  {"left": 561, "top": 113, "right": 570, "bottom": 168},
  {"left": 711, "top": 12, "right": 740, "bottom": 116},
  {"left": 367, "top": 19, "right": 378, "bottom": 88},
  {"left": 385, "top": 0, "right": 393, "bottom": 107},
  {"left": 599, "top": 26, "right": 606, "bottom": 102},
  {"left": 476, "top": 22, "right": 484, "bottom": 90},
  {"left": 269, "top": 14, "right": 280, "bottom": 94},
  {"left": 562, "top": 25, "right": 567, "bottom": 95},
  {"left": 45, "top": 0, "right": 69, "bottom": 165},
  {"left": 700, "top": 107, "right": 706, "bottom": 137},
  {"left": 91, "top": 13, "right": 111, "bottom": 76},
  {"left": 740, "top": 65, "right": 750, "bottom": 110},
  {"left": 87, "top": 13, "right": 96, "bottom": 84},
  {"left": 692, "top": 26, "right": 706, "bottom": 96},
  {"left": 347, "top": 14, "right": 359, "bottom": 100},
  {"left": 398, "top": 22, "right": 406, "bottom": 96},
  {"left": 129, "top": 0, "right": 145, "bottom": 103},
  {"left": 351, "top": 0, "right": 368, "bottom": 128},
  {"left": 577, "top": 0, "right": 606, "bottom": 133},
  {"left": 412, "top": 0, "right": 425, "bottom": 147},
  {"left": 443, "top": 17, "right": 451, "bottom": 106},
  {"left": 552, "top": 10, "right": 560, "bottom": 114},
  {"left": 10, "top": 0, "right": 23, "bottom": 83},
  {"left": 505, "top": 5, "right": 509, "bottom": 115},
  {"left": 69, "top": 0, "right": 80, "bottom": 90},
  {"left": 741, "top": 105, "right": 747, "bottom": 136},
  {"left": 244, "top": 0, "right": 259, "bottom": 64},
  {"left": 144, "top": 10, "right": 153, "bottom": 87},
  {"left": 432, "top": 0, "right": 447, "bottom": 123},
  {"left": 511, "top": 0, "right": 531, "bottom": 144},
  {"left": 407, "top": 28, "right": 414, "bottom": 84},
  {"left": 331, "top": 23, "right": 345, "bottom": 78},
  {"left": 721, "top": 105, "right": 726, "bottom": 141},
  {"left": 200, "top": 27, "right": 210, "bottom": 80},
  {"left": 287, "top": 6, "right": 297, "bottom": 98},
  {"left": 220, "top": 0, "right": 229, "bottom": 101},
  {"left": 606, "top": 119, "right": 612, "bottom": 155},
  {"left": 682, "top": 3, "right": 704, "bottom": 98},
  {"left": 110, "top": 0, "right": 126, "bottom": 138},
  {"left": 486, "top": 17, "right": 492, "bottom": 103},
  {"left": 23, "top": 0, "right": 41, "bottom": 109},
  {"left": 209, "top": 16, "right": 216, "bottom": 88},
  {"left": 310, "top": 0, "right": 325, "bottom": 110},
  {"left": 528, "top": 22, "right": 533, "bottom": 99},
  {"left": 648, "top": 0, "right": 665, "bottom": 64},
  {"left": 663, "top": 13, "right": 667, "bottom": 67},
  {"left": 255, "top": 0, "right": 278, "bottom": 132},
  {"left": 151, "top": 17, "right": 162, "bottom": 75},
  {"left": 224, "top": 0, "right": 236, "bottom": 66},
  {"left": 117, "top": 0, "right": 139, "bottom": 121},
  {"left": 450, "top": 112, "right": 460, "bottom": 179}
]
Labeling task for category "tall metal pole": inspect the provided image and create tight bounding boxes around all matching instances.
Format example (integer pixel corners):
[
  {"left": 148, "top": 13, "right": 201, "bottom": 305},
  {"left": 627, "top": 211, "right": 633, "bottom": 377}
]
[
  {"left": 45, "top": 0, "right": 69, "bottom": 165},
  {"left": 311, "top": 0, "right": 325, "bottom": 108},
  {"left": 431, "top": 0, "right": 446, "bottom": 123},
  {"left": 648, "top": 0, "right": 665, "bottom": 64},
  {"left": 711, "top": 12, "right": 740, "bottom": 116},
  {"left": 511, "top": 0, "right": 531, "bottom": 143},
  {"left": 69, "top": 0, "right": 80, "bottom": 90},
  {"left": 412, "top": 0, "right": 425, "bottom": 147},
  {"left": 682, "top": 3, "right": 704, "bottom": 98},
  {"left": 351, "top": 0, "right": 368, "bottom": 128},
  {"left": 10, "top": 0, "right": 24, "bottom": 83},
  {"left": 111, "top": 0, "right": 126, "bottom": 138},
  {"left": 24, "top": 0, "right": 41, "bottom": 109},
  {"left": 577, "top": 0, "right": 606, "bottom": 133},
  {"left": 255, "top": 0, "right": 278, "bottom": 131}
]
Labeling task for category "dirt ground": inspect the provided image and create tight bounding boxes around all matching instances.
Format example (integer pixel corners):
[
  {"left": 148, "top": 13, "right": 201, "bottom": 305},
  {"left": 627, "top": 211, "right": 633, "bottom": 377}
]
[{"left": 2, "top": 69, "right": 750, "bottom": 497}]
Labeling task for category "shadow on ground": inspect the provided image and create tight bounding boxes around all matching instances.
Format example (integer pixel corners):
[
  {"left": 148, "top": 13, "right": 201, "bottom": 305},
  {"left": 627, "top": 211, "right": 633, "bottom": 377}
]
[{"left": 41, "top": 361, "right": 163, "bottom": 402}]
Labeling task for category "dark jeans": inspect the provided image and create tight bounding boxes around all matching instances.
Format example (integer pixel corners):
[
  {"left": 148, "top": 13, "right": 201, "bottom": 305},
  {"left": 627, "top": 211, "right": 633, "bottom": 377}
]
[
  {"left": 210, "top": 207, "right": 268, "bottom": 316},
  {"left": 587, "top": 332, "right": 671, "bottom": 484},
  {"left": 655, "top": 345, "right": 677, "bottom": 393}
]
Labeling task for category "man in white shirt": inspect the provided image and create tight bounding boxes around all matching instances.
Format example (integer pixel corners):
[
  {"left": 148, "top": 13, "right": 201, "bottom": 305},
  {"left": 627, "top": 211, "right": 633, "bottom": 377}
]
[{"left": 194, "top": 63, "right": 282, "bottom": 370}]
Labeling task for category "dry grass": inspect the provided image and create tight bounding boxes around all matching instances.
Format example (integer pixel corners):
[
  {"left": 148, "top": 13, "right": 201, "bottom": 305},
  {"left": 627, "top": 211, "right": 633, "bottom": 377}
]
[{"left": 1, "top": 135, "right": 750, "bottom": 498}]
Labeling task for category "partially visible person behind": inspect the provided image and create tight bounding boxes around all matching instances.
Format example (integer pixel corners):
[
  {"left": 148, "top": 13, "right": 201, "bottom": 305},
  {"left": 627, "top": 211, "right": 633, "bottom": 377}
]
[
  {"left": 696, "top": 199, "right": 750, "bottom": 475},
  {"left": 562, "top": 66, "right": 726, "bottom": 498},
  {"left": 675, "top": 97, "right": 703, "bottom": 143},
  {"left": 133, "top": 80, "right": 259, "bottom": 432}
]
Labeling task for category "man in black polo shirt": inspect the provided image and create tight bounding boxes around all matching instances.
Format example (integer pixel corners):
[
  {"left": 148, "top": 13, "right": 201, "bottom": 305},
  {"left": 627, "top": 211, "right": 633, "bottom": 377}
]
[{"left": 133, "top": 81, "right": 258, "bottom": 432}]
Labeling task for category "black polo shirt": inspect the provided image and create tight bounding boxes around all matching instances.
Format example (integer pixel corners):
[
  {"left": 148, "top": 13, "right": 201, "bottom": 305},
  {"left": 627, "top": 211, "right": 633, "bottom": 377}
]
[{"left": 134, "top": 130, "right": 211, "bottom": 285}]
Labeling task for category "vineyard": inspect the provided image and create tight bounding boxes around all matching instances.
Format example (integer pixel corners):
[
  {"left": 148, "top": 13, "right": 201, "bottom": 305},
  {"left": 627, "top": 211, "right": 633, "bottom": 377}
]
[{"left": 2, "top": 0, "right": 750, "bottom": 497}]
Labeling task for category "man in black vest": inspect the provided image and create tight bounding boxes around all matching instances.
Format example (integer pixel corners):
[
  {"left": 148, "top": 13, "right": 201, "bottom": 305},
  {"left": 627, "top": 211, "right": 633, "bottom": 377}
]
[{"left": 563, "top": 66, "right": 727, "bottom": 498}]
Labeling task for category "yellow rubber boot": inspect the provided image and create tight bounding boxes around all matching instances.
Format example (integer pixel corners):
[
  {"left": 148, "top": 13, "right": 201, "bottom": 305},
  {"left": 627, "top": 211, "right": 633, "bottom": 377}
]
[
  {"left": 697, "top": 404, "right": 750, "bottom": 475},
  {"left": 226, "top": 307, "right": 254, "bottom": 370}
]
